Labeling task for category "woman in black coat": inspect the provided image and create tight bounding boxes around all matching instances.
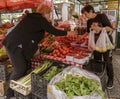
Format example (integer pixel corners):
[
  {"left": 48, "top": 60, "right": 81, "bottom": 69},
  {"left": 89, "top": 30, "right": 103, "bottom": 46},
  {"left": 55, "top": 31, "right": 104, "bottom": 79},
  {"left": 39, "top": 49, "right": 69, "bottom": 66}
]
[{"left": 3, "top": 3, "right": 77, "bottom": 99}]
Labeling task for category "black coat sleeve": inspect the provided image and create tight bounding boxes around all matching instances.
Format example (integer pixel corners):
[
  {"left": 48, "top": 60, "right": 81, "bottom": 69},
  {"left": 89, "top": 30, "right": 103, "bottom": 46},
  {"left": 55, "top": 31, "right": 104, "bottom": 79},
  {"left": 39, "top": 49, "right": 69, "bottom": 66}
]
[
  {"left": 40, "top": 16, "right": 67, "bottom": 36},
  {"left": 100, "top": 13, "right": 112, "bottom": 27}
]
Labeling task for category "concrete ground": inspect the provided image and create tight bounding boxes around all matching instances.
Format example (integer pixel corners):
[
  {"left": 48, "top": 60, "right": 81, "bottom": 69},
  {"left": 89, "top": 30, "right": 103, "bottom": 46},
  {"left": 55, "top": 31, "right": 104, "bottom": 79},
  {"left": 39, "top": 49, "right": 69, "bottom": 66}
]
[
  {"left": 0, "top": 49, "right": 120, "bottom": 99},
  {"left": 106, "top": 49, "right": 120, "bottom": 99}
]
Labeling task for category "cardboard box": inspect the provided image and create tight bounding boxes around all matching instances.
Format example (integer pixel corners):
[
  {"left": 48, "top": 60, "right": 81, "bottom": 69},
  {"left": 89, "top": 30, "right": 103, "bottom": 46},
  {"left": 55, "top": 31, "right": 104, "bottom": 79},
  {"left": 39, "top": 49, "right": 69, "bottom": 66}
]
[{"left": 0, "top": 80, "right": 6, "bottom": 96}]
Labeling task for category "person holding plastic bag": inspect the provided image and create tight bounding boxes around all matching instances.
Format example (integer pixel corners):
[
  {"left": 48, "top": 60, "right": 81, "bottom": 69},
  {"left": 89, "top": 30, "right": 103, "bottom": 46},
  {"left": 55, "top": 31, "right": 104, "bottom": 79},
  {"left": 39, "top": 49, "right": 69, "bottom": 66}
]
[{"left": 81, "top": 5, "right": 114, "bottom": 89}]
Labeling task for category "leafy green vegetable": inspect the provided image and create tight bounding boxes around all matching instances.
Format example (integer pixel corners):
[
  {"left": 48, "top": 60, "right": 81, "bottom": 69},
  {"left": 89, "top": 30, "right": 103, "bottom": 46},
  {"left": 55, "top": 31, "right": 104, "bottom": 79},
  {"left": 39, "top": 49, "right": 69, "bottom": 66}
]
[
  {"left": 54, "top": 74, "right": 105, "bottom": 99},
  {"left": 42, "top": 66, "right": 64, "bottom": 81}
]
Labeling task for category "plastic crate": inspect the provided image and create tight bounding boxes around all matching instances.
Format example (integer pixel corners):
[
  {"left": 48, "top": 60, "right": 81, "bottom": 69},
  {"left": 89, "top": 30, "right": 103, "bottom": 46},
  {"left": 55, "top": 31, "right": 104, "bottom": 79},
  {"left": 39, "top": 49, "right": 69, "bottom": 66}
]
[
  {"left": 0, "top": 61, "right": 12, "bottom": 81},
  {"left": 14, "top": 91, "right": 32, "bottom": 99},
  {"left": 0, "top": 64, "right": 7, "bottom": 81},
  {"left": 31, "top": 75, "right": 48, "bottom": 99},
  {"left": 31, "top": 61, "right": 69, "bottom": 99},
  {"left": 10, "top": 80, "right": 31, "bottom": 96},
  {"left": 32, "top": 94, "right": 46, "bottom": 99}
]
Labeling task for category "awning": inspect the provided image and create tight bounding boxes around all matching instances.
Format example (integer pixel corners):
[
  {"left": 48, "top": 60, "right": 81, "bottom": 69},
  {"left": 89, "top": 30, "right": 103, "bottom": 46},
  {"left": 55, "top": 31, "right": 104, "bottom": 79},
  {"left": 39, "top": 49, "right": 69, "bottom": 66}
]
[{"left": 0, "top": 0, "right": 43, "bottom": 11}]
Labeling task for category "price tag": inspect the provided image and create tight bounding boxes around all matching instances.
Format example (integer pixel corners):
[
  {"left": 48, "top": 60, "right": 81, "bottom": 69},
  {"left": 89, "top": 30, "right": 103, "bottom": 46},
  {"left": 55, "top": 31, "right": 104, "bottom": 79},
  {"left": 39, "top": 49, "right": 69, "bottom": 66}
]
[{"left": 66, "top": 55, "right": 74, "bottom": 61}]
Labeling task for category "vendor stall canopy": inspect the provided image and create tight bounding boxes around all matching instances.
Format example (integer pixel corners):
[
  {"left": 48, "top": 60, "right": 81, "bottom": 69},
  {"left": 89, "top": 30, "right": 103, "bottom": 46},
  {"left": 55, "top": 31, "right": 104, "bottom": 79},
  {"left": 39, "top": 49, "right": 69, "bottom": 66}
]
[
  {"left": 0, "top": 0, "right": 44, "bottom": 11},
  {"left": 78, "top": 0, "right": 108, "bottom": 5}
]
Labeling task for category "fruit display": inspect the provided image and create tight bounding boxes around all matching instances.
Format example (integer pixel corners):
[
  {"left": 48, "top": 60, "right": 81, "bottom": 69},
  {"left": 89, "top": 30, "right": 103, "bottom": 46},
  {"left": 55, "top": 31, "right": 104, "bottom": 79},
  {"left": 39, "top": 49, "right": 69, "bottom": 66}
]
[
  {"left": 0, "top": 22, "right": 15, "bottom": 49},
  {"left": 0, "top": 22, "right": 14, "bottom": 34},
  {"left": 41, "top": 33, "right": 55, "bottom": 46},
  {"left": 40, "top": 46, "right": 54, "bottom": 54},
  {"left": 32, "top": 32, "right": 91, "bottom": 66},
  {"left": 49, "top": 45, "right": 90, "bottom": 59},
  {"left": 49, "top": 45, "right": 70, "bottom": 58}
]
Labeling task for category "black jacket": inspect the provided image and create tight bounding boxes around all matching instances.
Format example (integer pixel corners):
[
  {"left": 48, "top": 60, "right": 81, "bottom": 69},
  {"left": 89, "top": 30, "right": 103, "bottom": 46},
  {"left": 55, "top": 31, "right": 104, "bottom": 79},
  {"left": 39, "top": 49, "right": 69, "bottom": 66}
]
[
  {"left": 87, "top": 13, "right": 113, "bottom": 43},
  {"left": 2, "top": 13, "right": 67, "bottom": 59}
]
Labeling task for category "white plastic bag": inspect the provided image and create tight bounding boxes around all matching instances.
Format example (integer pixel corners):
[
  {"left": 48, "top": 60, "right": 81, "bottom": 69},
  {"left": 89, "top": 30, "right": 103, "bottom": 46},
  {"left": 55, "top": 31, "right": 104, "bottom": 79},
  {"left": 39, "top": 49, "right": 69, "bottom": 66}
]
[
  {"left": 95, "top": 28, "right": 108, "bottom": 52},
  {"left": 88, "top": 30, "right": 95, "bottom": 51},
  {"left": 88, "top": 28, "right": 114, "bottom": 52},
  {"left": 47, "top": 67, "right": 103, "bottom": 99},
  {"left": 105, "top": 30, "right": 114, "bottom": 50},
  {"left": 111, "top": 30, "right": 116, "bottom": 48}
]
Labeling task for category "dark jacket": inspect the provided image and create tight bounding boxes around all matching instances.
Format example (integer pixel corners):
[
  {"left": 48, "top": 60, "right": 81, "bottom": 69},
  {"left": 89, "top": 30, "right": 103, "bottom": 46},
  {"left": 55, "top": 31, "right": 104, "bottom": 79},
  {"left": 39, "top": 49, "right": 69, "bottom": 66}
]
[
  {"left": 2, "top": 13, "right": 67, "bottom": 59},
  {"left": 87, "top": 13, "right": 113, "bottom": 43}
]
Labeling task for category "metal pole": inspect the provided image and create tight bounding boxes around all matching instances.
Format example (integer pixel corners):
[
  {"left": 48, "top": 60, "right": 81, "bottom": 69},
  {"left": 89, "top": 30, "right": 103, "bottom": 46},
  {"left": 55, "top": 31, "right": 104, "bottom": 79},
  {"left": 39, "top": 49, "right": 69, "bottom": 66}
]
[
  {"left": 117, "top": 0, "right": 120, "bottom": 28},
  {"left": 117, "top": 0, "right": 120, "bottom": 48}
]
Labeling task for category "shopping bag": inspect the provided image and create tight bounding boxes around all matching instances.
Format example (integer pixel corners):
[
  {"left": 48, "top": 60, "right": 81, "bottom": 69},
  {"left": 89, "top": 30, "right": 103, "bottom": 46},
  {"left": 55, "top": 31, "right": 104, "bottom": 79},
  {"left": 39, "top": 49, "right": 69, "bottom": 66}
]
[
  {"left": 88, "top": 28, "right": 114, "bottom": 52},
  {"left": 105, "top": 30, "right": 114, "bottom": 50},
  {"left": 88, "top": 30, "right": 95, "bottom": 51},
  {"left": 95, "top": 28, "right": 107, "bottom": 52},
  {"left": 111, "top": 30, "right": 116, "bottom": 49}
]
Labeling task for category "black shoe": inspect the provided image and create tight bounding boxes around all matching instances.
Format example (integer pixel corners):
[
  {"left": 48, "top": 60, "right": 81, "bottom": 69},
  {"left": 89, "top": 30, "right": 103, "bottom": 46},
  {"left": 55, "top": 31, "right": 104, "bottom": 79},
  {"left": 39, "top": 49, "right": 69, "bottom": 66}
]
[{"left": 107, "top": 79, "right": 114, "bottom": 89}]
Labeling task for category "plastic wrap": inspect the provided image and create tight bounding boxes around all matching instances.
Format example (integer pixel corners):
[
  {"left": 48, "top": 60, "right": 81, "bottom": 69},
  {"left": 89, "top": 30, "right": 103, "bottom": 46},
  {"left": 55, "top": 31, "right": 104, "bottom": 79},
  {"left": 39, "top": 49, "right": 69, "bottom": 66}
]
[{"left": 48, "top": 66, "right": 103, "bottom": 99}]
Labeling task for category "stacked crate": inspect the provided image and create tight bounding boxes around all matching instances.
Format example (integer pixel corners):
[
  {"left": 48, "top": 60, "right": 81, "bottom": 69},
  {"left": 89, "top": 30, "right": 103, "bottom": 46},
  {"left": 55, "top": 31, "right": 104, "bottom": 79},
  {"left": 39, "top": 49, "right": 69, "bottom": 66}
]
[
  {"left": 0, "top": 60, "right": 12, "bottom": 96},
  {"left": 31, "top": 61, "right": 69, "bottom": 99},
  {"left": 31, "top": 72, "right": 48, "bottom": 99},
  {"left": 12, "top": 60, "right": 51, "bottom": 99}
]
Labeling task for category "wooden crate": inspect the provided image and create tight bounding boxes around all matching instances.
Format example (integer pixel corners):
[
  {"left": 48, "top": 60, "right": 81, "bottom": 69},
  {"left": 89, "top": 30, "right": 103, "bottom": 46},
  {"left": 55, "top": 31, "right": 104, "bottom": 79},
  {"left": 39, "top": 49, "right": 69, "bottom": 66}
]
[
  {"left": 10, "top": 80, "right": 31, "bottom": 96},
  {"left": 0, "top": 80, "right": 6, "bottom": 96}
]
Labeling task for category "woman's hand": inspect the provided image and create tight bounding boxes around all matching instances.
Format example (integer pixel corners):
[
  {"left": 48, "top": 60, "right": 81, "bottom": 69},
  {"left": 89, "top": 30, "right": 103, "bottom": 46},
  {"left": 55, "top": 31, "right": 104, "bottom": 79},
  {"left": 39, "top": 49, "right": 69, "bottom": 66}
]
[
  {"left": 51, "top": 41, "right": 59, "bottom": 47},
  {"left": 67, "top": 30, "right": 78, "bottom": 36},
  {"left": 105, "top": 26, "right": 113, "bottom": 35},
  {"left": 90, "top": 23, "right": 102, "bottom": 33}
]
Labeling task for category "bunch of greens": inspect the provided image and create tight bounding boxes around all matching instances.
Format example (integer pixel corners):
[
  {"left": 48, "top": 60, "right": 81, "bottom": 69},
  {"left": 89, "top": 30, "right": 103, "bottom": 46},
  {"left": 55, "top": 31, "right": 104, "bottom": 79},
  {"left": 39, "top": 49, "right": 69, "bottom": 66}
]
[
  {"left": 43, "top": 66, "right": 64, "bottom": 81},
  {"left": 54, "top": 74, "right": 105, "bottom": 99},
  {"left": 16, "top": 60, "right": 52, "bottom": 86}
]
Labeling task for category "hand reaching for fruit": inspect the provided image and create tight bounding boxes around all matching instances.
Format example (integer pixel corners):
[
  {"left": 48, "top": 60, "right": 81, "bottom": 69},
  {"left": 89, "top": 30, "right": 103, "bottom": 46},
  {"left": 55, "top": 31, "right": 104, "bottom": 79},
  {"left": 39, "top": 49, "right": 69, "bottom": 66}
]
[
  {"left": 51, "top": 41, "right": 60, "bottom": 47},
  {"left": 67, "top": 30, "right": 78, "bottom": 37}
]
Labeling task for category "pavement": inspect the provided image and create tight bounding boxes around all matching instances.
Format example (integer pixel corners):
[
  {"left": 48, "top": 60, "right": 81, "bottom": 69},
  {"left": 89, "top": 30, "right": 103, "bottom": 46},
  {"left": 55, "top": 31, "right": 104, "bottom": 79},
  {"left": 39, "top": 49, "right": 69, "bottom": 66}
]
[
  {"left": 0, "top": 49, "right": 120, "bottom": 99},
  {"left": 106, "top": 49, "right": 120, "bottom": 99}
]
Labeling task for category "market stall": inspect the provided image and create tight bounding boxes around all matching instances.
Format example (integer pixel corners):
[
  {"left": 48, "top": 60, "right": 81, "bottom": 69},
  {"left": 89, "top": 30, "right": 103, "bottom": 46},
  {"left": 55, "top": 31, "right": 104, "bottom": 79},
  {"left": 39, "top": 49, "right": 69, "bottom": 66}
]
[
  {"left": 7, "top": 28, "right": 107, "bottom": 99},
  {"left": 0, "top": 0, "right": 109, "bottom": 99}
]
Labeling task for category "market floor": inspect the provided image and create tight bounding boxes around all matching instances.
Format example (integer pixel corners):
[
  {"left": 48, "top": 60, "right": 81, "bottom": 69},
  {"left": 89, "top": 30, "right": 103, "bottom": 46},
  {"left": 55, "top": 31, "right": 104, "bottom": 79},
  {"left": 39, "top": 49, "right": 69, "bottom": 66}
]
[
  {"left": 0, "top": 49, "right": 120, "bottom": 99},
  {"left": 106, "top": 49, "right": 120, "bottom": 99}
]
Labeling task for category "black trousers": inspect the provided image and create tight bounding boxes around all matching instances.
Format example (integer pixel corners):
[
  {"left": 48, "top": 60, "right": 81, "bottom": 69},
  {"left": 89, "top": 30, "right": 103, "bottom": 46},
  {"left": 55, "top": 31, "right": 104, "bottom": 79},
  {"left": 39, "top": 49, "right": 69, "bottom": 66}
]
[
  {"left": 93, "top": 50, "right": 114, "bottom": 80},
  {"left": 6, "top": 47, "right": 32, "bottom": 98}
]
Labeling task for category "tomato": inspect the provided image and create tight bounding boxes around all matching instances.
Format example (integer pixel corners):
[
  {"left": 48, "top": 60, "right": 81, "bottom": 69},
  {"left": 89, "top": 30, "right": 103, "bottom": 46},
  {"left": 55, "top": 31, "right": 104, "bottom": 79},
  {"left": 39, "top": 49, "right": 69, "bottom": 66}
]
[{"left": 62, "top": 50, "right": 67, "bottom": 55}]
